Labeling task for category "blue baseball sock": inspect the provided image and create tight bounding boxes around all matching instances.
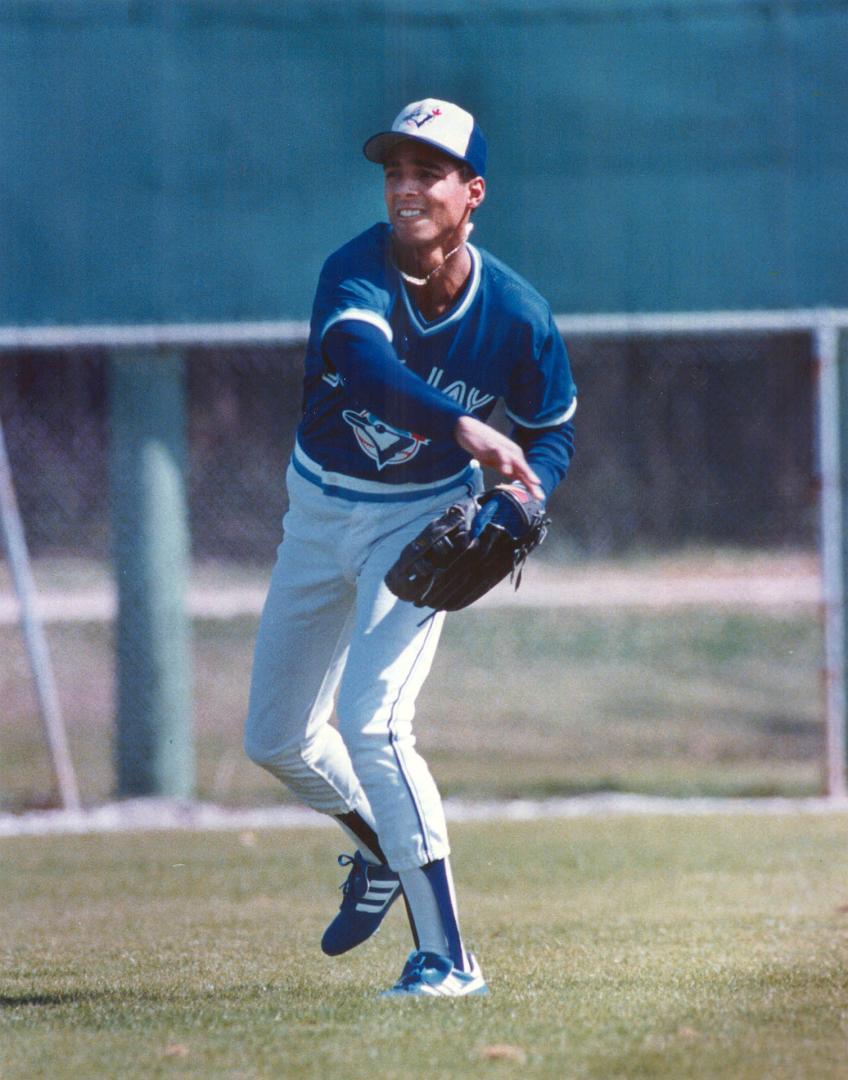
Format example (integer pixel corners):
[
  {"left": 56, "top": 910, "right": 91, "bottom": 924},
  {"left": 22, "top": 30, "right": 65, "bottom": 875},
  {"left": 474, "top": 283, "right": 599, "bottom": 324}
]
[{"left": 398, "top": 857, "right": 467, "bottom": 971}]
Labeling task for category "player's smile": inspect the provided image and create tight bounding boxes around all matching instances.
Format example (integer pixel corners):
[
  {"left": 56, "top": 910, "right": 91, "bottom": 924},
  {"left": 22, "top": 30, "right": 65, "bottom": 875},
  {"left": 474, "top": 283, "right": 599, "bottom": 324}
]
[{"left": 383, "top": 141, "right": 484, "bottom": 258}]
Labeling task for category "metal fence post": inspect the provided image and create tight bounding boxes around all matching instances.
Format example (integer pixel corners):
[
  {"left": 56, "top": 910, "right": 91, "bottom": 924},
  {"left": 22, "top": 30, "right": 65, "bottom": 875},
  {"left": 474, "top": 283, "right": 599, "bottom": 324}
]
[
  {"left": 815, "top": 320, "right": 848, "bottom": 799},
  {"left": 110, "top": 349, "right": 193, "bottom": 798},
  {"left": 0, "top": 415, "right": 80, "bottom": 809}
]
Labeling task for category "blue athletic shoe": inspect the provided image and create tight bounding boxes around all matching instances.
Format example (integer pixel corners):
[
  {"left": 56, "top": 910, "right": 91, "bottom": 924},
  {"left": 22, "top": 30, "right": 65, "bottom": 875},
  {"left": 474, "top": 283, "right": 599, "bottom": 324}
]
[
  {"left": 321, "top": 851, "right": 402, "bottom": 956},
  {"left": 381, "top": 950, "right": 489, "bottom": 997}
]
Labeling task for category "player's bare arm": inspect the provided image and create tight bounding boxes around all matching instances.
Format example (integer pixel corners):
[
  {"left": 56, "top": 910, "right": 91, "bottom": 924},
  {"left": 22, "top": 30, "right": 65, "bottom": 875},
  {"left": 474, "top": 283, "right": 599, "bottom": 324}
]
[{"left": 454, "top": 414, "right": 544, "bottom": 498}]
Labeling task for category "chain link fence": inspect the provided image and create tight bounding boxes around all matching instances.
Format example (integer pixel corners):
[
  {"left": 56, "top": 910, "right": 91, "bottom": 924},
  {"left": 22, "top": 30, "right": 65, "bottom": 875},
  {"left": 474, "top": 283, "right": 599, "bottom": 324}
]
[
  {"left": 0, "top": 327, "right": 823, "bottom": 811},
  {"left": 0, "top": 330, "right": 818, "bottom": 561}
]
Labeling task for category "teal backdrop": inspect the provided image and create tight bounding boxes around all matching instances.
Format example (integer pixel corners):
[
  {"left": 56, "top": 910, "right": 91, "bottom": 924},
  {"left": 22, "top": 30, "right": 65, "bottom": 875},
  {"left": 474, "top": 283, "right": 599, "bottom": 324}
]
[{"left": 2, "top": 0, "right": 847, "bottom": 324}]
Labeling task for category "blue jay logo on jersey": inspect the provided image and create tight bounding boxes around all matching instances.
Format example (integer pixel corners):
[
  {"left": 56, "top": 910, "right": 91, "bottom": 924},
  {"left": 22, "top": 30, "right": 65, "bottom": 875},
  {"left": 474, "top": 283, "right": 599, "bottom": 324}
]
[{"left": 342, "top": 410, "right": 431, "bottom": 471}]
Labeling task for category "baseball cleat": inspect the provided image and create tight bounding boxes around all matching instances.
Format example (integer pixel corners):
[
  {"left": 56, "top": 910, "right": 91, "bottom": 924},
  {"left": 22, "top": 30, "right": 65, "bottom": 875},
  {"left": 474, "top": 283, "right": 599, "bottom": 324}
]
[
  {"left": 321, "top": 851, "right": 402, "bottom": 956},
  {"left": 380, "top": 950, "right": 489, "bottom": 997}
]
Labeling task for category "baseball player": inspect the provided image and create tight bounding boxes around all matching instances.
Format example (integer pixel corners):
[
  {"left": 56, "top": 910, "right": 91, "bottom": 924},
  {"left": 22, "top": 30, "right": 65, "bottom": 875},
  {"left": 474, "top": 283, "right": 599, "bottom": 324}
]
[{"left": 244, "top": 99, "right": 576, "bottom": 997}]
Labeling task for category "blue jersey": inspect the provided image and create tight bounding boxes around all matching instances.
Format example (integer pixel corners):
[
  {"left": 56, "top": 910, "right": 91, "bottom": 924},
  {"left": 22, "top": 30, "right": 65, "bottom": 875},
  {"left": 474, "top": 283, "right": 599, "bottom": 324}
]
[{"left": 294, "top": 223, "right": 576, "bottom": 501}]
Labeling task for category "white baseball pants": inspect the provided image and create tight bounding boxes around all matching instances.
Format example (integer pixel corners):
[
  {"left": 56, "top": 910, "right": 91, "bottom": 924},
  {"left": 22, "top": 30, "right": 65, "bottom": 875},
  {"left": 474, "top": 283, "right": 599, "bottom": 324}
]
[{"left": 244, "top": 462, "right": 480, "bottom": 871}]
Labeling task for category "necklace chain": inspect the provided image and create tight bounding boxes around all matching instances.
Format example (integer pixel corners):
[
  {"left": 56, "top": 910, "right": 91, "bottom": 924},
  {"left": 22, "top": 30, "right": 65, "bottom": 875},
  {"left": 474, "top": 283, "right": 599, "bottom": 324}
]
[{"left": 395, "top": 241, "right": 466, "bottom": 287}]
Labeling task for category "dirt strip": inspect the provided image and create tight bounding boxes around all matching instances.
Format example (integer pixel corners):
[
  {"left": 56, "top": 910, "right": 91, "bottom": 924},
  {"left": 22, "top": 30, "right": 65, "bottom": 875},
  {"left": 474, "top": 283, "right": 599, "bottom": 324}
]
[
  {"left": 1, "top": 793, "right": 846, "bottom": 839},
  {"left": 0, "top": 561, "right": 822, "bottom": 625}
]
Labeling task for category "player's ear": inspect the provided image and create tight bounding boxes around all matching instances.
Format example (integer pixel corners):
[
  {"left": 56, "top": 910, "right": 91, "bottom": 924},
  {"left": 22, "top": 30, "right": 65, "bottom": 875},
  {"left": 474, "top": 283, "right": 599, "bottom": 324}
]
[{"left": 467, "top": 175, "right": 485, "bottom": 211}]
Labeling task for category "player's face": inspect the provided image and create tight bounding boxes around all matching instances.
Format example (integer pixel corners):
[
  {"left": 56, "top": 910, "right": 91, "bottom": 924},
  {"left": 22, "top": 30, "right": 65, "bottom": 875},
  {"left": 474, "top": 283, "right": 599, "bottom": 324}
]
[{"left": 383, "top": 141, "right": 485, "bottom": 253}]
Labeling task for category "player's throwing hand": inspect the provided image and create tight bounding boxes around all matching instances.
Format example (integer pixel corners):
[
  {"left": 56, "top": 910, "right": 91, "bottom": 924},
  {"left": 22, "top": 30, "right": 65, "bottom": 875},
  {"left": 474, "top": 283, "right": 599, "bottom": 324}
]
[{"left": 454, "top": 415, "right": 544, "bottom": 499}]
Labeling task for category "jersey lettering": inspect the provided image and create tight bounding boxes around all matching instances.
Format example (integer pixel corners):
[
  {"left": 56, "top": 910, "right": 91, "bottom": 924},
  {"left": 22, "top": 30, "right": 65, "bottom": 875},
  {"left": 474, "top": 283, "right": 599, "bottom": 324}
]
[
  {"left": 466, "top": 387, "right": 496, "bottom": 413},
  {"left": 298, "top": 224, "right": 576, "bottom": 492},
  {"left": 427, "top": 369, "right": 495, "bottom": 414}
]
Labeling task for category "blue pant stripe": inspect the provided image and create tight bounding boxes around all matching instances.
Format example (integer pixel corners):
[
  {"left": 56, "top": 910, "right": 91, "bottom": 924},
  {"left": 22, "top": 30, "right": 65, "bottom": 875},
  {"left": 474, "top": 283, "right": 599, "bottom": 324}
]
[
  {"left": 385, "top": 616, "right": 439, "bottom": 864},
  {"left": 422, "top": 859, "right": 465, "bottom": 970}
]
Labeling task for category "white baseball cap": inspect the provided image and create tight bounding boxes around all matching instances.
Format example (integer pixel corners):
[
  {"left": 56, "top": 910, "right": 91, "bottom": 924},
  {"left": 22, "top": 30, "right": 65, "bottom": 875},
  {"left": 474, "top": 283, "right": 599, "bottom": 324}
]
[{"left": 363, "top": 98, "right": 487, "bottom": 178}]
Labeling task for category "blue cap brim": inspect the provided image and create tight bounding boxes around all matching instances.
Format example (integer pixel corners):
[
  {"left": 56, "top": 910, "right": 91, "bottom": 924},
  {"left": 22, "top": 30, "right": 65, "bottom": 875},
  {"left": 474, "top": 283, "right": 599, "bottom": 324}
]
[{"left": 363, "top": 131, "right": 485, "bottom": 177}]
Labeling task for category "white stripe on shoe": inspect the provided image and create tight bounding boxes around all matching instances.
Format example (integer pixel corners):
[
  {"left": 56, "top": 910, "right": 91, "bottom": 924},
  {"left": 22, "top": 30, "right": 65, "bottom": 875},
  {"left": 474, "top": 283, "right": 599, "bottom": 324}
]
[{"left": 356, "top": 880, "right": 400, "bottom": 913}]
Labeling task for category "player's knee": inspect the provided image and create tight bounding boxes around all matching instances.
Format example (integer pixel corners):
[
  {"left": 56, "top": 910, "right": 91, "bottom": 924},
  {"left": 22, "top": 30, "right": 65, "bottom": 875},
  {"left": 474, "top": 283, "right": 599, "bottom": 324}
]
[
  {"left": 244, "top": 716, "right": 322, "bottom": 781},
  {"left": 243, "top": 729, "right": 274, "bottom": 769},
  {"left": 243, "top": 734, "right": 303, "bottom": 784},
  {"left": 243, "top": 692, "right": 302, "bottom": 766},
  {"left": 337, "top": 701, "right": 415, "bottom": 749},
  {"left": 244, "top": 716, "right": 296, "bottom": 771},
  {"left": 336, "top": 710, "right": 415, "bottom": 778}
]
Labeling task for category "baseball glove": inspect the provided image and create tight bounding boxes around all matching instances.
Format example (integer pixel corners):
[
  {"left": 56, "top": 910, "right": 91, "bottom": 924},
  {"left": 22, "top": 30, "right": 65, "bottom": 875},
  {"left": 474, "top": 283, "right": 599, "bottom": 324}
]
[{"left": 385, "top": 484, "right": 549, "bottom": 611}]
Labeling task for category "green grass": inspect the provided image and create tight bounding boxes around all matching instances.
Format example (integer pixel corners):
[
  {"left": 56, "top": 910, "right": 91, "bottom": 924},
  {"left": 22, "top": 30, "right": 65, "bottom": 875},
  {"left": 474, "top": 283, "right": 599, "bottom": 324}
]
[
  {"left": 2, "top": 815, "right": 848, "bottom": 1079},
  {"left": 423, "top": 607, "right": 823, "bottom": 800},
  {"left": 1, "top": 603, "right": 825, "bottom": 810}
]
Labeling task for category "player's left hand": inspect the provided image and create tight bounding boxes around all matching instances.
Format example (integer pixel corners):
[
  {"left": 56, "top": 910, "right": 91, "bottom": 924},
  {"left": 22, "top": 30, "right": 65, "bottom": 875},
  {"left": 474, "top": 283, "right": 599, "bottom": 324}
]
[{"left": 385, "top": 483, "right": 549, "bottom": 611}]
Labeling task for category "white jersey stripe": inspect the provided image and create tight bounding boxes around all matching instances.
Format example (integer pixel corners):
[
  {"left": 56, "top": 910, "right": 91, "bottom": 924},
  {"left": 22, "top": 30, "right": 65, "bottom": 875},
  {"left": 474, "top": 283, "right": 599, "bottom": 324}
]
[
  {"left": 292, "top": 439, "right": 480, "bottom": 501},
  {"left": 322, "top": 307, "right": 394, "bottom": 343},
  {"left": 505, "top": 396, "right": 577, "bottom": 429}
]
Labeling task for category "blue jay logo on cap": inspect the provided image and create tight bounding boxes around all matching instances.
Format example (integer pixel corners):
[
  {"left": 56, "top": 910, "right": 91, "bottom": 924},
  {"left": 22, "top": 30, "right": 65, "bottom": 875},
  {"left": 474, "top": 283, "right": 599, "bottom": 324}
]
[
  {"left": 365, "top": 98, "right": 486, "bottom": 177},
  {"left": 342, "top": 410, "right": 431, "bottom": 470},
  {"left": 401, "top": 105, "right": 443, "bottom": 130}
]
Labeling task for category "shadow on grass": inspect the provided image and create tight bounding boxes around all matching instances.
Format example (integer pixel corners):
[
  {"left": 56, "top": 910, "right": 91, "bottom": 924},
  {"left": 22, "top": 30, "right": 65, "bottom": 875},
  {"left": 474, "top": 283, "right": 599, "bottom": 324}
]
[
  {"left": 0, "top": 992, "right": 98, "bottom": 1008},
  {"left": 0, "top": 983, "right": 284, "bottom": 1011}
]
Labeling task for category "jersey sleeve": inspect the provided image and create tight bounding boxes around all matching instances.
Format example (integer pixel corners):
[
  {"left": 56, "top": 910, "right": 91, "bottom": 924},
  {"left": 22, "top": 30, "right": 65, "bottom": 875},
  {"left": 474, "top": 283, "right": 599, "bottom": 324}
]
[
  {"left": 513, "top": 421, "right": 575, "bottom": 499},
  {"left": 310, "top": 228, "right": 395, "bottom": 346},
  {"left": 322, "top": 321, "right": 468, "bottom": 441},
  {"left": 504, "top": 309, "right": 577, "bottom": 429}
]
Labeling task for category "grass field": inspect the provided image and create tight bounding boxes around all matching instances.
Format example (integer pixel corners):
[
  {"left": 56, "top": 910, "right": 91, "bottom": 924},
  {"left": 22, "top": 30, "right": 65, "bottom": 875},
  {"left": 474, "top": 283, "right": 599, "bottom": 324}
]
[
  {"left": 3, "top": 814, "right": 848, "bottom": 1079},
  {"left": 1, "top": 591, "right": 825, "bottom": 811}
]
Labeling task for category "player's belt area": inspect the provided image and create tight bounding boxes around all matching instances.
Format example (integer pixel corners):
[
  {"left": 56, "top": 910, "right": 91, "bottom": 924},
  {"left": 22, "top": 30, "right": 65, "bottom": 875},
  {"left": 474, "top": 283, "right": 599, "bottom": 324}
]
[{"left": 291, "top": 440, "right": 480, "bottom": 503}]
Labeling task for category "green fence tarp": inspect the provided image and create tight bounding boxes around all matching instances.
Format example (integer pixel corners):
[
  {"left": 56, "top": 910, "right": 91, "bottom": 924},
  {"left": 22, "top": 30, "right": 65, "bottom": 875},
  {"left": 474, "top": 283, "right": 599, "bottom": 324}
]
[{"left": 2, "top": 0, "right": 847, "bottom": 323}]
